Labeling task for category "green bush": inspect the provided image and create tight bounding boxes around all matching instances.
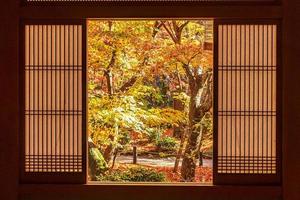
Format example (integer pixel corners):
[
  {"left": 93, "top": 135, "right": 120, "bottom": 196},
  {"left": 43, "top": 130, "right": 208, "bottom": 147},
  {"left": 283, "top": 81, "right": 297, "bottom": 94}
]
[
  {"left": 88, "top": 147, "right": 108, "bottom": 181},
  {"left": 156, "top": 136, "right": 178, "bottom": 151},
  {"left": 121, "top": 167, "right": 165, "bottom": 182},
  {"left": 147, "top": 129, "right": 162, "bottom": 143},
  {"left": 97, "top": 171, "right": 123, "bottom": 182},
  {"left": 98, "top": 166, "right": 165, "bottom": 182}
]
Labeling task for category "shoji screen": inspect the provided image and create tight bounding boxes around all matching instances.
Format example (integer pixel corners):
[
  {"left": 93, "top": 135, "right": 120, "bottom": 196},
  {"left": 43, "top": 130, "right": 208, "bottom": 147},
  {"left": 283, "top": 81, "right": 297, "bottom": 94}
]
[
  {"left": 20, "top": 20, "right": 87, "bottom": 183},
  {"left": 213, "top": 20, "right": 281, "bottom": 184}
]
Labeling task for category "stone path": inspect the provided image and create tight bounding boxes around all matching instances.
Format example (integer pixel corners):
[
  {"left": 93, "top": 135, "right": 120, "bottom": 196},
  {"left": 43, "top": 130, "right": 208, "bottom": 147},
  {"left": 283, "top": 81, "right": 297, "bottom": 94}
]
[{"left": 116, "top": 155, "right": 212, "bottom": 168}]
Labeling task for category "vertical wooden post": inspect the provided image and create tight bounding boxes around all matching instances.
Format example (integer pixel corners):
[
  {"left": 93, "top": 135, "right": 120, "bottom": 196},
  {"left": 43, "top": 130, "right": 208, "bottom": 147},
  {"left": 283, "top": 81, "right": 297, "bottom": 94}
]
[
  {"left": 199, "top": 151, "right": 203, "bottom": 167},
  {"left": 133, "top": 146, "right": 137, "bottom": 164}
]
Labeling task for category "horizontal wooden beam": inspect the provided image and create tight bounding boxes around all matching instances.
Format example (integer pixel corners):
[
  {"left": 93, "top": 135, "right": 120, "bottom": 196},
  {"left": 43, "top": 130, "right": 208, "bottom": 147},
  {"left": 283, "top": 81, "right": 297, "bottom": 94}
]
[
  {"left": 19, "top": 184, "right": 282, "bottom": 200},
  {"left": 20, "top": 5, "right": 282, "bottom": 19}
]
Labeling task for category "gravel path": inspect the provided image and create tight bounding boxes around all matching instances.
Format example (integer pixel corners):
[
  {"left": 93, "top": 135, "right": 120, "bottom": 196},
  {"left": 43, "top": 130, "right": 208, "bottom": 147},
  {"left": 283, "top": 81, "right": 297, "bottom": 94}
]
[{"left": 116, "top": 155, "right": 212, "bottom": 168}]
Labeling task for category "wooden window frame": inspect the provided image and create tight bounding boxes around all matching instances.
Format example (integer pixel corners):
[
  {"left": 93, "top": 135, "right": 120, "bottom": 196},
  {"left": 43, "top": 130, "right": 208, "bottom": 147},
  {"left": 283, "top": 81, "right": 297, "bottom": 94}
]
[
  {"left": 19, "top": 19, "right": 88, "bottom": 184},
  {"left": 20, "top": 0, "right": 281, "bottom": 7},
  {"left": 213, "top": 19, "right": 282, "bottom": 185},
  {"left": 18, "top": 1, "right": 283, "bottom": 200}
]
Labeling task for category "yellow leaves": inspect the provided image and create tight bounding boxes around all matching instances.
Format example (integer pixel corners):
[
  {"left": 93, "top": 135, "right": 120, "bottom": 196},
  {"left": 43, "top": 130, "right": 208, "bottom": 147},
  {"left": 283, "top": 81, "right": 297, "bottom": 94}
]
[
  {"left": 144, "top": 108, "right": 187, "bottom": 127},
  {"left": 88, "top": 20, "right": 213, "bottom": 148}
]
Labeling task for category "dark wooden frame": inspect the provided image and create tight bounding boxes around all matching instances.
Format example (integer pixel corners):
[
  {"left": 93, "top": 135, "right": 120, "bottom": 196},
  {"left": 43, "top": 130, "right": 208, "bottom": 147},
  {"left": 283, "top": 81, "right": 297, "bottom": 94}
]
[
  {"left": 4, "top": 0, "right": 300, "bottom": 200},
  {"left": 213, "top": 19, "right": 282, "bottom": 185},
  {"left": 19, "top": 19, "right": 88, "bottom": 184},
  {"left": 3, "top": 0, "right": 295, "bottom": 199},
  {"left": 19, "top": 184, "right": 282, "bottom": 200},
  {"left": 20, "top": 0, "right": 281, "bottom": 7},
  {"left": 19, "top": 4, "right": 282, "bottom": 185}
]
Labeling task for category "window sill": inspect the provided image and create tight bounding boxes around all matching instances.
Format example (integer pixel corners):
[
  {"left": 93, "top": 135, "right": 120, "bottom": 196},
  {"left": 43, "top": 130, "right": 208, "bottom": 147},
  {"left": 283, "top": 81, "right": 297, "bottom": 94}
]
[
  {"left": 19, "top": 183, "right": 281, "bottom": 200},
  {"left": 88, "top": 181, "right": 213, "bottom": 186}
]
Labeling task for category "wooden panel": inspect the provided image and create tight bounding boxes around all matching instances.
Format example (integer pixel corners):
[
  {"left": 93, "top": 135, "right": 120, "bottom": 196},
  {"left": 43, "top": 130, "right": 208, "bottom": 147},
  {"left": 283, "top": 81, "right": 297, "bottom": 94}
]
[
  {"left": 24, "top": 0, "right": 276, "bottom": 1},
  {"left": 213, "top": 20, "right": 280, "bottom": 184},
  {"left": 19, "top": 184, "right": 282, "bottom": 200},
  {"left": 21, "top": 21, "right": 87, "bottom": 183},
  {"left": 19, "top": 6, "right": 282, "bottom": 20},
  {"left": 26, "top": 0, "right": 274, "bottom": 2},
  {"left": 22, "top": 0, "right": 279, "bottom": 6}
]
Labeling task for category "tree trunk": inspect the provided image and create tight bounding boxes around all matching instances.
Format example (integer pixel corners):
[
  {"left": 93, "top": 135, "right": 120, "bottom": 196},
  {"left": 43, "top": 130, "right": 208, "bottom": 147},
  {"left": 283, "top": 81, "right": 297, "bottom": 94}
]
[
  {"left": 133, "top": 146, "right": 137, "bottom": 164},
  {"left": 103, "top": 125, "right": 119, "bottom": 164},
  {"left": 103, "top": 50, "right": 117, "bottom": 163},
  {"left": 173, "top": 98, "right": 185, "bottom": 138},
  {"left": 111, "top": 148, "right": 119, "bottom": 170},
  {"left": 173, "top": 64, "right": 186, "bottom": 171},
  {"left": 173, "top": 64, "right": 185, "bottom": 137},
  {"left": 180, "top": 72, "right": 212, "bottom": 181},
  {"left": 199, "top": 151, "right": 203, "bottom": 167},
  {"left": 104, "top": 69, "right": 114, "bottom": 96},
  {"left": 103, "top": 135, "right": 115, "bottom": 163},
  {"left": 198, "top": 123, "right": 208, "bottom": 167},
  {"left": 180, "top": 94, "right": 204, "bottom": 181},
  {"left": 173, "top": 127, "right": 187, "bottom": 172}
]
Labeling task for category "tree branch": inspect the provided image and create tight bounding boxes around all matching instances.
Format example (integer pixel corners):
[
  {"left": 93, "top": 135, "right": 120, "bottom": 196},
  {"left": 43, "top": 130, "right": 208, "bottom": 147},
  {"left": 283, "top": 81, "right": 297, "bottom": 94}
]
[
  {"left": 152, "top": 21, "right": 163, "bottom": 38},
  {"left": 198, "top": 71, "right": 213, "bottom": 112},
  {"left": 106, "top": 49, "right": 117, "bottom": 70},
  {"left": 118, "top": 76, "right": 137, "bottom": 93},
  {"left": 182, "top": 63, "right": 195, "bottom": 83},
  {"left": 179, "top": 21, "right": 189, "bottom": 31},
  {"left": 104, "top": 49, "right": 117, "bottom": 96},
  {"left": 187, "top": 50, "right": 202, "bottom": 66},
  {"left": 161, "top": 21, "right": 178, "bottom": 44}
]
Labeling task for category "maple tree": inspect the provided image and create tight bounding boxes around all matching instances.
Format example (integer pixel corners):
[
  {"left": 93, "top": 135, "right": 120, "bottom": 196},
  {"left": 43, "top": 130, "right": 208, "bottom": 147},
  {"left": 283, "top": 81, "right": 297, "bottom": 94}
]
[{"left": 88, "top": 20, "right": 213, "bottom": 182}]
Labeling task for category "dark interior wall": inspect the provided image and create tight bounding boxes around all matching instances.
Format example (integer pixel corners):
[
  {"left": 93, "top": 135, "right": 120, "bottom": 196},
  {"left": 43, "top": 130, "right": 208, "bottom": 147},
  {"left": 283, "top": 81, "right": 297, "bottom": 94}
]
[
  {"left": 0, "top": 0, "right": 299, "bottom": 200},
  {"left": 19, "top": 185, "right": 282, "bottom": 200},
  {"left": 282, "top": 0, "right": 300, "bottom": 200},
  {"left": 0, "top": 0, "right": 19, "bottom": 200}
]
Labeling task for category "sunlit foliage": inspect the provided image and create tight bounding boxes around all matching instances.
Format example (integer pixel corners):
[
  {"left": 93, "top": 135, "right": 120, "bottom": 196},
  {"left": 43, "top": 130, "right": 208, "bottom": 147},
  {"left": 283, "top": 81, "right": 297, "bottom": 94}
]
[{"left": 88, "top": 20, "right": 213, "bottom": 182}]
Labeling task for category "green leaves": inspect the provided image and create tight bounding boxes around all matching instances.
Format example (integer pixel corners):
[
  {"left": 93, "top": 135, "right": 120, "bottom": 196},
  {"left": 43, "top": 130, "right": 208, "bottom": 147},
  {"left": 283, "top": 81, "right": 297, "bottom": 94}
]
[{"left": 89, "top": 86, "right": 186, "bottom": 138}]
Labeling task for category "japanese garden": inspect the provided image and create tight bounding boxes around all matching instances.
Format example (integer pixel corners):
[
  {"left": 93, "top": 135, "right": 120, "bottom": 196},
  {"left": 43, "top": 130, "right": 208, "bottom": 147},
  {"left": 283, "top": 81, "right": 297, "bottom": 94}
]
[{"left": 88, "top": 20, "right": 213, "bottom": 183}]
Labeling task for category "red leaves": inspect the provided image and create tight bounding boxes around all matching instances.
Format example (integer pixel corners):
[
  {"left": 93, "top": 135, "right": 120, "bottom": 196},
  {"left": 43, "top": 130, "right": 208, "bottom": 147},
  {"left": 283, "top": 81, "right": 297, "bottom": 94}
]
[
  {"left": 156, "top": 166, "right": 212, "bottom": 183},
  {"left": 163, "top": 129, "right": 173, "bottom": 137}
]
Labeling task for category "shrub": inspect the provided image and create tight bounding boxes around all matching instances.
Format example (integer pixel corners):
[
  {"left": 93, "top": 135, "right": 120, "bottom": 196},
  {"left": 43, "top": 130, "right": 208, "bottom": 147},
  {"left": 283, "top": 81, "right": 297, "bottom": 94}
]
[
  {"left": 147, "top": 129, "right": 162, "bottom": 143},
  {"left": 98, "top": 166, "right": 165, "bottom": 182},
  {"left": 121, "top": 166, "right": 165, "bottom": 182},
  {"left": 88, "top": 147, "right": 108, "bottom": 181},
  {"left": 97, "top": 171, "right": 123, "bottom": 182},
  {"left": 156, "top": 136, "right": 178, "bottom": 151}
]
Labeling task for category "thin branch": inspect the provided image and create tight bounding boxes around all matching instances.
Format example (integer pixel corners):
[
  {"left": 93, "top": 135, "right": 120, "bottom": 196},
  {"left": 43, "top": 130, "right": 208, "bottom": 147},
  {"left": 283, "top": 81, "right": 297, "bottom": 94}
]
[
  {"left": 106, "top": 49, "right": 117, "bottom": 70},
  {"left": 118, "top": 76, "right": 137, "bottom": 93},
  {"left": 152, "top": 21, "right": 163, "bottom": 38},
  {"left": 161, "top": 21, "right": 177, "bottom": 44},
  {"left": 168, "top": 21, "right": 177, "bottom": 38},
  {"left": 187, "top": 50, "right": 202, "bottom": 66},
  {"left": 179, "top": 21, "right": 189, "bottom": 31}
]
